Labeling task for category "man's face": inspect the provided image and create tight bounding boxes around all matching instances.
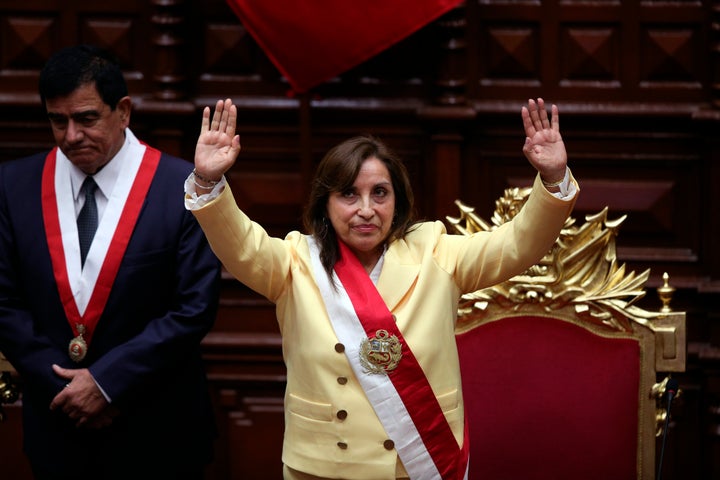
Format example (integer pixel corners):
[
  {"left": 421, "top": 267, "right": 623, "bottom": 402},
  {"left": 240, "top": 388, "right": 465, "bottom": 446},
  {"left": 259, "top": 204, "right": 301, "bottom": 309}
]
[{"left": 45, "top": 83, "right": 131, "bottom": 174}]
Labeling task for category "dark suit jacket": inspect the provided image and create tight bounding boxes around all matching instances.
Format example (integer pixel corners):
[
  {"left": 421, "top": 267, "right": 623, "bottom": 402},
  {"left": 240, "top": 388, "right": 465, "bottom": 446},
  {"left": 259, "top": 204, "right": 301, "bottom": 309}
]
[{"left": 0, "top": 147, "right": 222, "bottom": 477}]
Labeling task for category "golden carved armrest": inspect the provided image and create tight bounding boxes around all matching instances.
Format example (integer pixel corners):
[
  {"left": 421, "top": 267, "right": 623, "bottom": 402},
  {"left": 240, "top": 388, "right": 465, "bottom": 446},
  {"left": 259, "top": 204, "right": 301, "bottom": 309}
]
[
  {"left": 0, "top": 352, "right": 20, "bottom": 422},
  {"left": 0, "top": 352, "right": 13, "bottom": 372}
]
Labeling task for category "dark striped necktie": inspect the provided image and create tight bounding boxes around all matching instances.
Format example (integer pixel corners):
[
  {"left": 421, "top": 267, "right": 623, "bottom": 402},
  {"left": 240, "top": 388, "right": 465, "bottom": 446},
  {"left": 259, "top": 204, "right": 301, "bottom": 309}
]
[{"left": 77, "top": 176, "right": 98, "bottom": 267}]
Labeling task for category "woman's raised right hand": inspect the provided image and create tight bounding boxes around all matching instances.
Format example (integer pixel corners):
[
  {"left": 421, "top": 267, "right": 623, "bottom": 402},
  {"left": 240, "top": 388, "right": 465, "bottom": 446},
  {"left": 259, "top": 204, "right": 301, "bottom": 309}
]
[{"left": 194, "top": 98, "right": 241, "bottom": 181}]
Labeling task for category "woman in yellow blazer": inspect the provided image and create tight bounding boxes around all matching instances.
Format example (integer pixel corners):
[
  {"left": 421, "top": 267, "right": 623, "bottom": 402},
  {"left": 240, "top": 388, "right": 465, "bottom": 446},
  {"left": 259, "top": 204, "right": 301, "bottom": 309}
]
[{"left": 185, "top": 98, "right": 578, "bottom": 480}]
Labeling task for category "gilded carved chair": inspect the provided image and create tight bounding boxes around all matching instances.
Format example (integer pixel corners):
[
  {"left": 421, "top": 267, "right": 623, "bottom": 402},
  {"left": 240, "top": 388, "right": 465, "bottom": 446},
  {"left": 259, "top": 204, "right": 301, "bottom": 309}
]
[
  {"left": 0, "top": 352, "right": 19, "bottom": 422},
  {"left": 449, "top": 188, "right": 686, "bottom": 480}
]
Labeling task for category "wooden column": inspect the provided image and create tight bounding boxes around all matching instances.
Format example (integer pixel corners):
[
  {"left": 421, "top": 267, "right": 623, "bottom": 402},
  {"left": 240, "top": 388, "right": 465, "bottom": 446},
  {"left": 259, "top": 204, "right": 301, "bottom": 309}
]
[
  {"left": 150, "top": 0, "right": 189, "bottom": 101},
  {"left": 419, "top": 3, "right": 475, "bottom": 220}
]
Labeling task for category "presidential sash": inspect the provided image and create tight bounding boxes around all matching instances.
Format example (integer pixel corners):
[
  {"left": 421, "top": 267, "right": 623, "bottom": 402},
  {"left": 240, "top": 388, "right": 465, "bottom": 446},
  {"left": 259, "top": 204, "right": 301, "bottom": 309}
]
[
  {"left": 308, "top": 237, "right": 469, "bottom": 480},
  {"left": 42, "top": 143, "right": 160, "bottom": 361}
]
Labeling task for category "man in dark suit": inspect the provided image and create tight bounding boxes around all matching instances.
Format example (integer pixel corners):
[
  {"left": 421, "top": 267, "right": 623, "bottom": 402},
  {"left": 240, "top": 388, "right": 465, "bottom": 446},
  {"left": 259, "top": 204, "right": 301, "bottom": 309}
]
[{"left": 0, "top": 44, "right": 222, "bottom": 479}]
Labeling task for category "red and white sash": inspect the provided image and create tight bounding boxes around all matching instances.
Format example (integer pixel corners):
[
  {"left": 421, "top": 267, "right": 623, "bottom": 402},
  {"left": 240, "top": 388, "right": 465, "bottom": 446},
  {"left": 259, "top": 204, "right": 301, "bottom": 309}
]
[
  {"left": 41, "top": 139, "right": 160, "bottom": 350},
  {"left": 308, "top": 237, "right": 469, "bottom": 480}
]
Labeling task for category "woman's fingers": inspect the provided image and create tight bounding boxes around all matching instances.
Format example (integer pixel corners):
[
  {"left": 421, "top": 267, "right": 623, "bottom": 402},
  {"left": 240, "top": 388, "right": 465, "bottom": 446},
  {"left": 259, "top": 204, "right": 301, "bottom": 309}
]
[
  {"left": 226, "top": 102, "right": 237, "bottom": 137},
  {"left": 536, "top": 98, "right": 550, "bottom": 129},
  {"left": 200, "top": 106, "right": 210, "bottom": 134},
  {"left": 203, "top": 98, "right": 236, "bottom": 136},
  {"left": 210, "top": 99, "right": 224, "bottom": 131},
  {"left": 523, "top": 97, "right": 558, "bottom": 138}
]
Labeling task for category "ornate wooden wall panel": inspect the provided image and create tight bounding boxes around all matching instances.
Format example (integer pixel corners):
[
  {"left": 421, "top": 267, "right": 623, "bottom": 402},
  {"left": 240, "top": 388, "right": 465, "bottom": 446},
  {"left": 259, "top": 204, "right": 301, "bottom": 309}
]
[
  {"left": 467, "top": 0, "right": 709, "bottom": 103},
  {"left": 1, "top": 0, "right": 720, "bottom": 479}
]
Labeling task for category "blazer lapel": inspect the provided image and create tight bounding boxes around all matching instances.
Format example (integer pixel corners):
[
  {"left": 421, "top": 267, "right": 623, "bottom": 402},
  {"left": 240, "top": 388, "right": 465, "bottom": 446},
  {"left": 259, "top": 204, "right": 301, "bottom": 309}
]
[{"left": 376, "top": 238, "right": 419, "bottom": 311}]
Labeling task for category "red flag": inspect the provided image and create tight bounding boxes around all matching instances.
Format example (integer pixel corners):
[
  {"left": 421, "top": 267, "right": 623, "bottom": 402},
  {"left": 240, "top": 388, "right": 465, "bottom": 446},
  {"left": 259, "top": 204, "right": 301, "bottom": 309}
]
[{"left": 226, "top": 0, "right": 463, "bottom": 93}]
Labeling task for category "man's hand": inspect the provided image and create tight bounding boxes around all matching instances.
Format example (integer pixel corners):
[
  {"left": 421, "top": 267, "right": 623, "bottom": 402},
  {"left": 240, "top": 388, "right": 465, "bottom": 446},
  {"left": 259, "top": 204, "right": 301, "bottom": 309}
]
[{"left": 50, "top": 364, "right": 113, "bottom": 428}]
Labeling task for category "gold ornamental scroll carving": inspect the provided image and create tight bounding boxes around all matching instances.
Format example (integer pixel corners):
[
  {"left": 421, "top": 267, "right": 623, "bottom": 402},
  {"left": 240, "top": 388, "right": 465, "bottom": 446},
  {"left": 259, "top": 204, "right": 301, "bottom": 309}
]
[{"left": 447, "top": 187, "right": 687, "bottom": 440}]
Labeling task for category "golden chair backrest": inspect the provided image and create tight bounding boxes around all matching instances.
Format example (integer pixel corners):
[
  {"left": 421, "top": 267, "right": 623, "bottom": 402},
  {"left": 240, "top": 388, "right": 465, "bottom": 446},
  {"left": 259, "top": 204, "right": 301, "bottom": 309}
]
[
  {"left": 0, "top": 352, "right": 12, "bottom": 372},
  {"left": 448, "top": 188, "right": 686, "bottom": 480},
  {"left": 0, "top": 352, "right": 13, "bottom": 373},
  {"left": 0, "top": 352, "right": 19, "bottom": 414}
]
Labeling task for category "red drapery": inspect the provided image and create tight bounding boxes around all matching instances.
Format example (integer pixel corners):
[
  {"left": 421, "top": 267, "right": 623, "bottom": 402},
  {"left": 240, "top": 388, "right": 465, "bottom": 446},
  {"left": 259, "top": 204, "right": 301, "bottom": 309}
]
[{"left": 225, "top": 0, "right": 463, "bottom": 93}]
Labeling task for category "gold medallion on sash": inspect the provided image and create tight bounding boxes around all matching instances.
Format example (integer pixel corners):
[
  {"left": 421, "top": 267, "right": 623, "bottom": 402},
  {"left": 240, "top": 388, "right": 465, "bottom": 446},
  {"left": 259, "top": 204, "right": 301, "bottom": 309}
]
[
  {"left": 359, "top": 329, "right": 402, "bottom": 374},
  {"left": 68, "top": 324, "right": 87, "bottom": 362}
]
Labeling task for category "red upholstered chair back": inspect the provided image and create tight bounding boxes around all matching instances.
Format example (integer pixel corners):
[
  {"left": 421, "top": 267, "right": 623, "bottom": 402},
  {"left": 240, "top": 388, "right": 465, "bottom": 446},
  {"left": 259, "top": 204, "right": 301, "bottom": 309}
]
[
  {"left": 457, "top": 315, "right": 640, "bottom": 480},
  {"left": 448, "top": 191, "right": 686, "bottom": 480}
]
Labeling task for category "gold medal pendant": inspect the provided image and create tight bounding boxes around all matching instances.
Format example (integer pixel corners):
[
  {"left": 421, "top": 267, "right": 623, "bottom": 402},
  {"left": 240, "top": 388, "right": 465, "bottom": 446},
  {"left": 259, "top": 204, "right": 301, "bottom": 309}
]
[
  {"left": 359, "top": 329, "right": 402, "bottom": 374},
  {"left": 68, "top": 324, "right": 87, "bottom": 362}
]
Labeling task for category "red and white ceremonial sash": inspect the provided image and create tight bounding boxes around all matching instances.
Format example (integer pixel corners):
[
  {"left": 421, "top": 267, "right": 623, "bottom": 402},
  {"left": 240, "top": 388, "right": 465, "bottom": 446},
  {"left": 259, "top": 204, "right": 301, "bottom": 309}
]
[
  {"left": 41, "top": 142, "right": 160, "bottom": 350},
  {"left": 308, "top": 237, "right": 469, "bottom": 480}
]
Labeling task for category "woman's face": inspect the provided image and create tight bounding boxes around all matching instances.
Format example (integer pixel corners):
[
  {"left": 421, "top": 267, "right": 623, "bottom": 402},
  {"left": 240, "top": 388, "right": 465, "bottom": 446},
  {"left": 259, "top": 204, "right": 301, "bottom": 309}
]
[{"left": 327, "top": 156, "right": 395, "bottom": 270}]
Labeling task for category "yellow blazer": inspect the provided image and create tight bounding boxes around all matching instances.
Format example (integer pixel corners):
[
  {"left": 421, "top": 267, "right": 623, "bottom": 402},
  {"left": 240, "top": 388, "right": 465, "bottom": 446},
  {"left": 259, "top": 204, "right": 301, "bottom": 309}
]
[{"left": 191, "top": 173, "right": 578, "bottom": 480}]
